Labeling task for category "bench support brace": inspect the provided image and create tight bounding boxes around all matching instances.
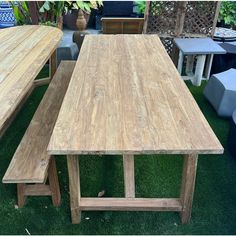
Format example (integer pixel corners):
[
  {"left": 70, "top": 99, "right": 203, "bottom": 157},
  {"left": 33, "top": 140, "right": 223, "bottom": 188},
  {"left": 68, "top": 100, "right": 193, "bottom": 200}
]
[{"left": 17, "top": 157, "right": 61, "bottom": 207}]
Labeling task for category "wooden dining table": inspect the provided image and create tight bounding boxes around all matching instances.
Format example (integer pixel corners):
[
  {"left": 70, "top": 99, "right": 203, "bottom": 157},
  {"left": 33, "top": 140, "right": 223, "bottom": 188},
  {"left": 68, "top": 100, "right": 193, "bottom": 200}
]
[
  {"left": 48, "top": 35, "right": 223, "bottom": 224},
  {"left": 0, "top": 25, "right": 62, "bottom": 138}
]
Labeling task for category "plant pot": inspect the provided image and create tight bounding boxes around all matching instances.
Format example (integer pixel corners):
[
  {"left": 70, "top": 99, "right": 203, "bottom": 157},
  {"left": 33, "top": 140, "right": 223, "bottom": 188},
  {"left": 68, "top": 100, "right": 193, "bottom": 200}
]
[
  {"left": 63, "top": 9, "right": 78, "bottom": 30},
  {"left": 63, "top": 9, "right": 90, "bottom": 30},
  {"left": 76, "top": 10, "right": 87, "bottom": 31}
]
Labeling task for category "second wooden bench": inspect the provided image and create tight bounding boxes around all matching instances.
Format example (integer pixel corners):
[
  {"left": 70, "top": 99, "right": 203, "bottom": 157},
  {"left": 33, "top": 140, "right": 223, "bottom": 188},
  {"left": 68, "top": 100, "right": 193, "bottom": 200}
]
[{"left": 2, "top": 61, "right": 76, "bottom": 207}]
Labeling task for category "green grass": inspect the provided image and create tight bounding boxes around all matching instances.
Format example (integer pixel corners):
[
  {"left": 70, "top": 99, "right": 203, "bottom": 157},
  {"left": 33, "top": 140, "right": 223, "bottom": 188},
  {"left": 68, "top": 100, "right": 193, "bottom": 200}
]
[{"left": 0, "top": 73, "right": 236, "bottom": 234}]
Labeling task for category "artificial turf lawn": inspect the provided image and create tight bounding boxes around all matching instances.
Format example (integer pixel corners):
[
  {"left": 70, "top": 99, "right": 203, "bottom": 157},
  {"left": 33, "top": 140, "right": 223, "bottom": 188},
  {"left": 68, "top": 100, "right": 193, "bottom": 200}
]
[{"left": 0, "top": 72, "right": 236, "bottom": 234}]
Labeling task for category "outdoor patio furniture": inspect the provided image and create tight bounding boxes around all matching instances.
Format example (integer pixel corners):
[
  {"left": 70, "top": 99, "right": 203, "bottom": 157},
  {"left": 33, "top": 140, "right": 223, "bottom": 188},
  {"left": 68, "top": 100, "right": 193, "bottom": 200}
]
[
  {"left": 101, "top": 17, "right": 144, "bottom": 34},
  {"left": 0, "top": 25, "right": 62, "bottom": 138},
  {"left": 228, "top": 109, "right": 236, "bottom": 158},
  {"left": 203, "top": 68, "right": 236, "bottom": 117},
  {"left": 2, "top": 61, "right": 75, "bottom": 207},
  {"left": 72, "top": 30, "right": 90, "bottom": 51},
  {"left": 57, "top": 30, "right": 79, "bottom": 66},
  {"left": 57, "top": 43, "right": 78, "bottom": 65},
  {"left": 143, "top": 1, "right": 220, "bottom": 59},
  {"left": 213, "top": 27, "right": 236, "bottom": 42},
  {"left": 47, "top": 35, "right": 223, "bottom": 225},
  {"left": 174, "top": 38, "right": 226, "bottom": 86},
  {"left": 211, "top": 41, "right": 236, "bottom": 75}
]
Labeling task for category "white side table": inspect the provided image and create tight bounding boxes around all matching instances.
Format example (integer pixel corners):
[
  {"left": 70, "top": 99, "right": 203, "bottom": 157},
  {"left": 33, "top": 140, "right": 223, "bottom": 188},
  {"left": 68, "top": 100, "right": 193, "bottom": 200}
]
[{"left": 174, "top": 38, "right": 226, "bottom": 86}]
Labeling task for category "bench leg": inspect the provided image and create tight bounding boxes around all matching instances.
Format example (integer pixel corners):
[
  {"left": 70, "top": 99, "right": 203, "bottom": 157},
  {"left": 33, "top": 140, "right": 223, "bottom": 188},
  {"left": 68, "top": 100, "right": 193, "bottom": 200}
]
[
  {"left": 16, "top": 157, "right": 61, "bottom": 208},
  {"left": 17, "top": 183, "right": 26, "bottom": 207},
  {"left": 180, "top": 154, "right": 198, "bottom": 224},
  {"left": 67, "top": 155, "right": 81, "bottom": 224},
  {"left": 49, "top": 50, "right": 57, "bottom": 80},
  {"left": 48, "top": 156, "right": 61, "bottom": 207}
]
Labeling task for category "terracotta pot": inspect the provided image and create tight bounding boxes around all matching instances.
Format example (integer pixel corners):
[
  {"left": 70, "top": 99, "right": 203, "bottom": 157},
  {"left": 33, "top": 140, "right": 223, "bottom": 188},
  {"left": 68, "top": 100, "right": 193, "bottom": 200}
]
[
  {"left": 76, "top": 9, "right": 87, "bottom": 31},
  {"left": 63, "top": 10, "right": 90, "bottom": 30}
]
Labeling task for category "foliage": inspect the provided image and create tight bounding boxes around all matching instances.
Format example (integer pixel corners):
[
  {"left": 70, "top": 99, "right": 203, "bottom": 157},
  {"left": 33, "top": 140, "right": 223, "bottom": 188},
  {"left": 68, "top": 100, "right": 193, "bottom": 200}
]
[
  {"left": 66, "top": 1, "right": 103, "bottom": 14},
  {"left": 10, "top": 1, "right": 31, "bottom": 25},
  {"left": 219, "top": 1, "right": 236, "bottom": 27},
  {"left": 39, "top": 1, "right": 103, "bottom": 16},
  {"left": 39, "top": 1, "right": 65, "bottom": 19},
  {"left": 134, "top": 1, "right": 146, "bottom": 15},
  {"left": 39, "top": 21, "right": 57, "bottom": 27}
]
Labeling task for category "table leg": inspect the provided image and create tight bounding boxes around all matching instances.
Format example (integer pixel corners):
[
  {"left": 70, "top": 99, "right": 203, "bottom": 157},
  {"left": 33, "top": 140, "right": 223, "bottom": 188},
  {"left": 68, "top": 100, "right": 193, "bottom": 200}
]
[
  {"left": 67, "top": 155, "right": 81, "bottom": 224},
  {"left": 185, "top": 55, "right": 194, "bottom": 76},
  {"left": 49, "top": 50, "right": 57, "bottom": 80},
  {"left": 193, "top": 55, "right": 206, "bottom": 86},
  {"left": 180, "top": 154, "right": 198, "bottom": 224},
  {"left": 177, "top": 51, "right": 184, "bottom": 75},
  {"left": 123, "top": 155, "right": 135, "bottom": 198},
  {"left": 204, "top": 54, "right": 214, "bottom": 80}
]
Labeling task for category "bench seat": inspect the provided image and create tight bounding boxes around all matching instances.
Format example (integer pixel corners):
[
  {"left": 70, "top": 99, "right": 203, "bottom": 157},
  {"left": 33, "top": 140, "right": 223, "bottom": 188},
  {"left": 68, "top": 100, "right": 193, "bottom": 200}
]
[{"left": 3, "top": 61, "right": 76, "bottom": 207}]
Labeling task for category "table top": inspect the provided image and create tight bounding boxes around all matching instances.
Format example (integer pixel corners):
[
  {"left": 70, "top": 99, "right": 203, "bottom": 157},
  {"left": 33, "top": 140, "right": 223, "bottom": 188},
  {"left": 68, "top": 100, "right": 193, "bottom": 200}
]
[
  {"left": 214, "top": 27, "right": 236, "bottom": 41},
  {"left": 174, "top": 38, "right": 226, "bottom": 55},
  {"left": 0, "top": 25, "right": 62, "bottom": 133},
  {"left": 48, "top": 35, "right": 223, "bottom": 155}
]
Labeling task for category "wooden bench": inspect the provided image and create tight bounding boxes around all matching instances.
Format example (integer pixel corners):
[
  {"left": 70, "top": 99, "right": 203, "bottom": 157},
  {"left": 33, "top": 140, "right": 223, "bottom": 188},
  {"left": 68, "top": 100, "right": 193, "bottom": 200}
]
[
  {"left": 2, "top": 61, "right": 76, "bottom": 207},
  {"left": 101, "top": 18, "right": 144, "bottom": 34}
]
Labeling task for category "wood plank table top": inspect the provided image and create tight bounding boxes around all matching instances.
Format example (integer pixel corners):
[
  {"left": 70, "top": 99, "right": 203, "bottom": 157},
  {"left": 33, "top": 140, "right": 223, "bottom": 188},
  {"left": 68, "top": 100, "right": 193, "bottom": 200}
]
[
  {"left": 48, "top": 35, "right": 223, "bottom": 155},
  {"left": 0, "top": 25, "right": 62, "bottom": 134}
]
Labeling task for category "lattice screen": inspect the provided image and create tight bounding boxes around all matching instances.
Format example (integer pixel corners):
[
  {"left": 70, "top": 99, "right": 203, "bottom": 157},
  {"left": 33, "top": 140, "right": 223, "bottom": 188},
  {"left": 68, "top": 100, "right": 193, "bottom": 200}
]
[
  {"left": 144, "top": 1, "right": 220, "bottom": 59},
  {"left": 183, "top": 1, "right": 219, "bottom": 36}
]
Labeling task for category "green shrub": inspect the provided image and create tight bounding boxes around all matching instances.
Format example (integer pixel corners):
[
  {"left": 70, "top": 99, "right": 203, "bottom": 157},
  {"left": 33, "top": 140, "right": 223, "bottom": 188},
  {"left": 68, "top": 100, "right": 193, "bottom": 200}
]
[{"left": 219, "top": 1, "right": 236, "bottom": 28}]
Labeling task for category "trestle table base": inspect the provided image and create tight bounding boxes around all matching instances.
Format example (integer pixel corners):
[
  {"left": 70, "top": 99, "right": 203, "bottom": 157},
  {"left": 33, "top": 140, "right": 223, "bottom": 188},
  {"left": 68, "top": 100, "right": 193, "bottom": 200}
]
[{"left": 67, "top": 154, "right": 198, "bottom": 224}]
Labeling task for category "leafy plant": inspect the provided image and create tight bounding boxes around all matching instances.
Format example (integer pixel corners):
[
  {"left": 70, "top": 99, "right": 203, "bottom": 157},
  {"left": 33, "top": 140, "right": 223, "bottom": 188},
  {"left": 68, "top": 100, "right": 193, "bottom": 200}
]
[
  {"left": 10, "top": 1, "right": 31, "bottom": 25},
  {"left": 134, "top": 1, "right": 146, "bottom": 15},
  {"left": 39, "top": 1, "right": 102, "bottom": 27},
  {"left": 39, "top": 1, "right": 103, "bottom": 15},
  {"left": 39, "top": 1, "right": 65, "bottom": 22},
  {"left": 66, "top": 1, "right": 103, "bottom": 14},
  {"left": 219, "top": 1, "right": 236, "bottom": 28}
]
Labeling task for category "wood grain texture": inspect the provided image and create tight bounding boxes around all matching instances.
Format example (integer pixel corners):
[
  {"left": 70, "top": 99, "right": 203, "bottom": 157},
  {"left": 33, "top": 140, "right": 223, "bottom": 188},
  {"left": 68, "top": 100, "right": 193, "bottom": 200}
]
[
  {"left": 79, "top": 198, "right": 182, "bottom": 211},
  {"left": 123, "top": 155, "right": 135, "bottom": 198},
  {"left": 67, "top": 155, "right": 81, "bottom": 224},
  {"left": 48, "top": 35, "right": 223, "bottom": 155},
  {"left": 180, "top": 154, "right": 198, "bottom": 224},
  {"left": 0, "top": 25, "right": 62, "bottom": 135},
  {"left": 2, "top": 61, "right": 75, "bottom": 183},
  {"left": 15, "top": 157, "right": 61, "bottom": 207},
  {"left": 102, "top": 18, "right": 144, "bottom": 34},
  {"left": 48, "top": 156, "right": 61, "bottom": 206},
  {"left": 17, "top": 183, "right": 26, "bottom": 207}
]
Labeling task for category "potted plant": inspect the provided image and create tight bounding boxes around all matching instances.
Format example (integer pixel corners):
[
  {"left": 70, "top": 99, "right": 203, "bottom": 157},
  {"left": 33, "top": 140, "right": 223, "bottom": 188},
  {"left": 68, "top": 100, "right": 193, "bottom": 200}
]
[
  {"left": 63, "top": 1, "right": 103, "bottom": 30},
  {"left": 40, "top": 1, "right": 102, "bottom": 30}
]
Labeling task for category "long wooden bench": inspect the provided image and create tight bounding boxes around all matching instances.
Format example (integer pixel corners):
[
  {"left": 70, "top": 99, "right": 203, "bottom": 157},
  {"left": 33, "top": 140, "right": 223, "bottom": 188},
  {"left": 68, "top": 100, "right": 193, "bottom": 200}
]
[{"left": 2, "top": 61, "right": 76, "bottom": 207}]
